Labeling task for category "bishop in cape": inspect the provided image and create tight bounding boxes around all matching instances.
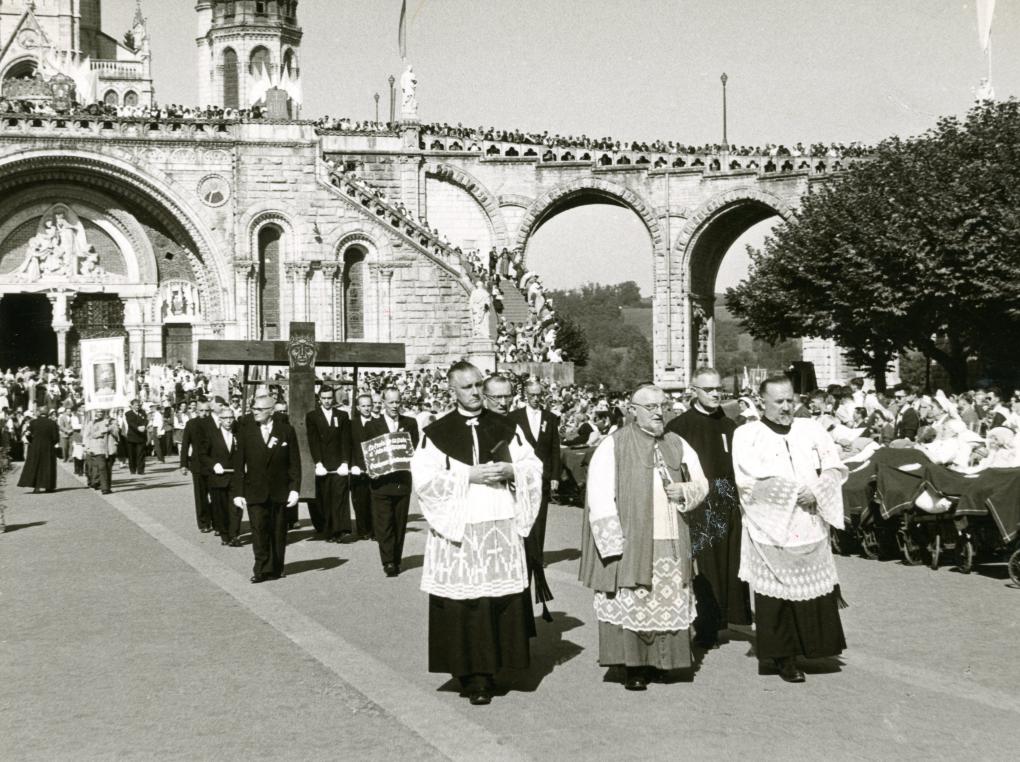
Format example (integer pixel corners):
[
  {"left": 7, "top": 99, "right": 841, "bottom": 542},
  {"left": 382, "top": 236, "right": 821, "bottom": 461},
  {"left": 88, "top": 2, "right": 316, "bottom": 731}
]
[{"left": 411, "top": 362, "right": 543, "bottom": 706}]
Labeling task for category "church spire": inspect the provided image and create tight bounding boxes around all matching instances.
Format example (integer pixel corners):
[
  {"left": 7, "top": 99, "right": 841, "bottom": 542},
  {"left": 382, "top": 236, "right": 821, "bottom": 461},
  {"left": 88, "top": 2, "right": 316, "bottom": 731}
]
[{"left": 132, "top": 1, "right": 145, "bottom": 28}]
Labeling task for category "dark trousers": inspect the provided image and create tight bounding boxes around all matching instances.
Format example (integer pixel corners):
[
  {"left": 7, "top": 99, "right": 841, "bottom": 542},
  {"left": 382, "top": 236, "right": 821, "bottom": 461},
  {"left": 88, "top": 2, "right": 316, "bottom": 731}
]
[
  {"left": 191, "top": 472, "right": 212, "bottom": 530},
  {"left": 87, "top": 453, "right": 112, "bottom": 492},
  {"left": 210, "top": 487, "right": 241, "bottom": 540},
  {"left": 126, "top": 440, "right": 146, "bottom": 474},
  {"left": 371, "top": 491, "right": 410, "bottom": 566},
  {"left": 316, "top": 474, "right": 351, "bottom": 539},
  {"left": 754, "top": 589, "right": 846, "bottom": 660},
  {"left": 350, "top": 474, "right": 373, "bottom": 538},
  {"left": 60, "top": 435, "right": 72, "bottom": 461},
  {"left": 248, "top": 500, "right": 288, "bottom": 577}
]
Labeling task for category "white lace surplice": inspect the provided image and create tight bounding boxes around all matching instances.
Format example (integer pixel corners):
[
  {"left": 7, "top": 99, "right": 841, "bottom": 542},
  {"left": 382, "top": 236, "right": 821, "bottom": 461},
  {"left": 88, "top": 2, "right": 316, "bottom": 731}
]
[
  {"left": 732, "top": 419, "right": 848, "bottom": 601},
  {"left": 586, "top": 435, "right": 708, "bottom": 632},
  {"left": 412, "top": 427, "right": 543, "bottom": 600}
]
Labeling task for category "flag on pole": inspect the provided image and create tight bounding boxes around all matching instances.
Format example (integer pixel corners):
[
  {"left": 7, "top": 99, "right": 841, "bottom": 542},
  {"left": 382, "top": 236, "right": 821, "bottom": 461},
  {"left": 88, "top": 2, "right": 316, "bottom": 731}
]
[
  {"left": 398, "top": 0, "right": 408, "bottom": 59},
  {"left": 976, "top": 0, "right": 995, "bottom": 53}
]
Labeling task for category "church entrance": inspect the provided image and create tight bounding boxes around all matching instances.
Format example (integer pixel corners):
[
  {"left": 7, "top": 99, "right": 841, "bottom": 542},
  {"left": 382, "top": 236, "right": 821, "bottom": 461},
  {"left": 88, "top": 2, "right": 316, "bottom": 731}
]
[
  {"left": 0, "top": 293, "right": 57, "bottom": 368},
  {"left": 162, "top": 323, "right": 194, "bottom": 368}
]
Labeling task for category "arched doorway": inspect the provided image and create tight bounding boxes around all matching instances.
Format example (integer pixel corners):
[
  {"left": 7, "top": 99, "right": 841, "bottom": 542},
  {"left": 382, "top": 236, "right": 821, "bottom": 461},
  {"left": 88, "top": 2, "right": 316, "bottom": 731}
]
[
  {"left": 0, "top": 293, "right": 56, "bottom": 368},
  {"left": 257, "top": 225, "right": 282, "bottom": 340}
]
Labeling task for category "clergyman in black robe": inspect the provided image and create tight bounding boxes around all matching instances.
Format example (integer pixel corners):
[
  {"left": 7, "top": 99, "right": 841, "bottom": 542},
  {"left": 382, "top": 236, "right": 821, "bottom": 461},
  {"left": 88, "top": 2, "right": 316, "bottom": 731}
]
[{"left": 18, "top": 414, "right": 60, "bottom": 493}]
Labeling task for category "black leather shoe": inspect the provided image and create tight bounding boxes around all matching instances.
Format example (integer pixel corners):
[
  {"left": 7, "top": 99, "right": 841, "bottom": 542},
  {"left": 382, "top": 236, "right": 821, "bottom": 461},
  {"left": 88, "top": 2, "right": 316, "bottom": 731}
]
[
  {"left": 221, "top": 538, "right": 230, "bottom": 546},
  {"left": 384, "top": 563, "right": 399, "bottom": 577},
  {"left": 776, "top": 657, "right": 806, "bottom": 683},
  {"left": 228, "top": 538, "right": 243, "bottom": 547},
  {"left": 250, "top": 575, "right": 266, "bottom": 584},
  {"left": 624, "top": 668, "right": 648, "bottom": 691},
  {"left": 468, "top": 690, "right": 492, "bottom": 706},
  {"left": 200, "top": 527, "right": 213, "bottom": 533}
]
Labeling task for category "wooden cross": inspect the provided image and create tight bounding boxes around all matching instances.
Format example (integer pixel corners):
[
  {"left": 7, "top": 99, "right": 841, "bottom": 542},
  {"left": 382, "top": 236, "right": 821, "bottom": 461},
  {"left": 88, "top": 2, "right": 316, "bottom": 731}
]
[{"left": 198, "top": 322, "right": 405, "bottom": 498}]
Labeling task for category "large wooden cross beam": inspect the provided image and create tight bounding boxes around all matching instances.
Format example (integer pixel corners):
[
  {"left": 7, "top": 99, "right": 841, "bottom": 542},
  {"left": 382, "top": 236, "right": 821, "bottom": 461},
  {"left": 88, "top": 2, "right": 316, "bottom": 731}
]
[{"left": 198, "top": 322, "right": 406, "bottom": 498}]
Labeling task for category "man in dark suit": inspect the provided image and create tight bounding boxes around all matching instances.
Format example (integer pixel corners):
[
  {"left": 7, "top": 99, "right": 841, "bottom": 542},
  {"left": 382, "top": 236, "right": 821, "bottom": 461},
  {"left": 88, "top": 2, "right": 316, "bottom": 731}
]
[
  {"left": 349, "top": 392, "right": 376, "bottom": 540},
  {"left": 507, "top": 381, "right": 560, "bottom": 565},
  {"left": 231, "top": 395, "right": 302, "bottom": 583},
  {"left": 362, "top": 387, "right": 419, "bottom": 577},
  {"left": 306, "top": 386, "right": 352, "bottom": 542},
  {"left": 200, "top": 406, "right": 242, "bottom": 546},
  {"left": 893, "top": 388, "right": 920, "bottom": 441},
  {"left": 124, "top": 399, "right": 148, "bottom": 474},
  {"left": 181, "top": 399, "right": 214, "bottom": 533}
]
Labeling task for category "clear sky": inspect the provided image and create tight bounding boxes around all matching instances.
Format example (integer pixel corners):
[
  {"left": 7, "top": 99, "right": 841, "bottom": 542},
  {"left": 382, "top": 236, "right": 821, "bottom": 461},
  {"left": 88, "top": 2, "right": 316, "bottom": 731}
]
[{"left": 105, "top": 0, "right": 1020, "bottom": 295}]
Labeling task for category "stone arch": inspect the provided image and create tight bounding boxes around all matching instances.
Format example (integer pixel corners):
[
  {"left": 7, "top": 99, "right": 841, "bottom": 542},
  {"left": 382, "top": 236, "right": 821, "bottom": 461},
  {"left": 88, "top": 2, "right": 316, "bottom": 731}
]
[
  {"left": 1, "top": 56, "right": 37, "bottom": 81},
  {"left": 243, "top": 207, "right": 300, "bottom": 264},
  {"left": 333, "top": 230, "right": 382, "bottom": 262},
  {"left": 672, "top": 187, "right": 795, "bottom": 380},
  {"left": 513, "top": 177, "right": 664, "bottom": 254},
  {"left": 424, "top": 163, "right": 509, "bottom": 249},
  {"left": 0, "top": 150, "right": 228, "bottom": 320}
]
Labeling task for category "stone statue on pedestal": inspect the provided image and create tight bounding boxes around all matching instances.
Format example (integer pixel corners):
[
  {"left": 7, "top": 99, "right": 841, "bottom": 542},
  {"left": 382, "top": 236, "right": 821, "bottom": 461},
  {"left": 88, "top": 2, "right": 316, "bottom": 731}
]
[{"left": 400, "top": 64, "right": 418, "bottom": 120}]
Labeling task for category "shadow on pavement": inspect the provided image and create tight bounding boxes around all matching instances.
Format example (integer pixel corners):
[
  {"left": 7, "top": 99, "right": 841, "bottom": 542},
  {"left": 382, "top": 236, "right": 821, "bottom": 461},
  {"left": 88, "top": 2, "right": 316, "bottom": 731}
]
[
  {"left": 283, "top": 557, "right": 348, "bottom": 575},
  {"left": 503, "top": 612, "right": 585, "bottom": 694},
  {"left": 401, "top": 554, "right": 424, "bottom": 570},
  {"left": 2, "top": 521, "right": 47, "bottom": 532},
  {"left": 544, "top": 547, "right": 581, "bottom": 566}
]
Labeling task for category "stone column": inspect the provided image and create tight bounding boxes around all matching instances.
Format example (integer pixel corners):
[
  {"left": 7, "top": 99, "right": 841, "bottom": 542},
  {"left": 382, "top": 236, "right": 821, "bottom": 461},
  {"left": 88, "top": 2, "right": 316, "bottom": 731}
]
[
  {"left": 380, "top": 267, "right": 395, "bottom": 342},
  {"left": 47, "top": 288, "right": 74, "bottom": 367},
  {"left": 284, "top": 262, "right": 308, "bottom": 334},
  {"left": 233, "top": 259, "right": 255, "bottom": 340},
  {"left": 320, "top": 262, "right": 340, "bottom": 340}
]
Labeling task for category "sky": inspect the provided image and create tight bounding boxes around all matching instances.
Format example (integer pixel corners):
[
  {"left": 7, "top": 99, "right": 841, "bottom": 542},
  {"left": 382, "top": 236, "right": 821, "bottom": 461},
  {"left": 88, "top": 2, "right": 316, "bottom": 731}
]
[{"left": 103, "top": 0, "right": 1020, "bottom": 295}]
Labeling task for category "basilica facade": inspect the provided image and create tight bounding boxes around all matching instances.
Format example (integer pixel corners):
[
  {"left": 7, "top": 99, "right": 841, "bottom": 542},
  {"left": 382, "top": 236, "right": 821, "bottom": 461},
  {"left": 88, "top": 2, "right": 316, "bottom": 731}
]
[{"left": 0, "top": 0, "right": 480, "bottom": 373}]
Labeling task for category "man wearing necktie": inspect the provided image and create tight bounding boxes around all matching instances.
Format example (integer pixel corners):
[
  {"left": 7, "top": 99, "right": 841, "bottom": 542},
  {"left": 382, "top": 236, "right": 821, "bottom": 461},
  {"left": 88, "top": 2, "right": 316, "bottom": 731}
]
[
  {"left": 201, "top": 406, "right": 242, "bottom": 546},
  {"left": 306, "top": 386, "right": 352, "bottom": 542},
  {"left": 231, "top": 396, "right": 301, "bottom": 583},
  {"left": 363, "top": 387, "right": 419, "bottom": 576}
]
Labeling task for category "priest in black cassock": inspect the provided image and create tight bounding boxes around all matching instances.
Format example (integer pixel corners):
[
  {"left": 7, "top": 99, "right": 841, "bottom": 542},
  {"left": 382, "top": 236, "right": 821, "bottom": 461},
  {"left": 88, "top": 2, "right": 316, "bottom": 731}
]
[
  {"left": 665, "top": 368, "right": 752, "bottom": 648},
  {"left": 18, "top": 411, "right": 60, "bottom": 493},
  {"left": 411, "top": 362, "right": 543, "bottom": 706}
]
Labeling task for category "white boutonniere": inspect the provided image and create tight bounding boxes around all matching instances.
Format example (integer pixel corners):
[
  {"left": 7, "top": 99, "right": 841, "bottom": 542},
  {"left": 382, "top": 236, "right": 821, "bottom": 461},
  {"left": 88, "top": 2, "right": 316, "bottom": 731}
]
[
  {"left": 268, "top": 436, "right": 279, "bottom": 448},
  {"left": 541, "top": 420, "right": 547, "bottom": 434}
]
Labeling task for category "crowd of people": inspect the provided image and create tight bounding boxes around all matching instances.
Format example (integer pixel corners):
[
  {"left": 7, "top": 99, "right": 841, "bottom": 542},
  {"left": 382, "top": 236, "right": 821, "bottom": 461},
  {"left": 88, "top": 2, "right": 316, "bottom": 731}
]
[
  {"left": 314, "top": 116, "right": 398, "bottom": 133},
  {"left": 0, "top": 96, "right": 266, "bottom": 121},
  {"left": 419, "top": 121, "right": 875, "bottom": 158}
]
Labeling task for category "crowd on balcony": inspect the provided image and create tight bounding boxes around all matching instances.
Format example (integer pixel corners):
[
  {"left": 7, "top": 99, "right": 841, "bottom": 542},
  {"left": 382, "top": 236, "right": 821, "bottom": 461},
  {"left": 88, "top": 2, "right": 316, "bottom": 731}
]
[
  {"left": 0, "top": 96, "right": 265, "bottom": 121},
  {"left": 313, "top": 117, "right": 398, "bottom": 133},
  {"left": 418, "top": 122, "right": 874, "bottom": 158}
]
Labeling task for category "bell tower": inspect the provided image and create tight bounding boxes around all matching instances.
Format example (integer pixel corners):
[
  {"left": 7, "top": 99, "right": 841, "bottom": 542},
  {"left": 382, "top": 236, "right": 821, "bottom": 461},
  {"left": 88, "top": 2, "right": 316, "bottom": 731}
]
[{"left": 196, "top": 0, "right": 302, "bottom": 113}]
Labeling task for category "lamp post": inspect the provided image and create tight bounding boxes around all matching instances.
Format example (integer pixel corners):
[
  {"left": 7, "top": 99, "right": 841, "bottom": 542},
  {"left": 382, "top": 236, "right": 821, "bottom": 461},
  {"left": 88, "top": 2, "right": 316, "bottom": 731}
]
[
  {"left": 374, "top": 92, "right": 380, "bottom": 124},
  {"left": 388, "top": 75, "right": 396, "bottom": 122},
  {"left": 720, "top": 72, "right": 729, "bottom": 149}
]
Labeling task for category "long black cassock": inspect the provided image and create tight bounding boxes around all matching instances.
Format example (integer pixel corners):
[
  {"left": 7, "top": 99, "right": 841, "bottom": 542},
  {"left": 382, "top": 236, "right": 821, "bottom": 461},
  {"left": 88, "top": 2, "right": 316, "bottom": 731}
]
[
  {"left": 18, "top": 416, "right": 59, "bottom": 492},
  {"left": 411, "top": 409, "right": 543, "bottom": 680},
  {"left": 665, "top": 406, "right": 752, "bottom": 639}
]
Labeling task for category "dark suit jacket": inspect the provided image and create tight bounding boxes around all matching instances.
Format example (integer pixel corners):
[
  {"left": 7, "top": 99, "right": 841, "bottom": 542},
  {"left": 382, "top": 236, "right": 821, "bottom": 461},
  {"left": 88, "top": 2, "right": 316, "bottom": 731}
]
[
  {"left": 363, "top": 415, "right": 419, "bottom": 495},
  {"left": 350, "top": 412, "right": 375, "bottom": 470},
  {"left": 200, "top": 425, "right": 238, "bottom": 489},
  {"left": 508, "top": 406, "right": 561, "bottom": 483},
  {"left": 895, "top": 406, "right": 920, "bottom": 441},
  {"left": 179, "top": 416, "right": 209, "bottom": 470},
  {"left": 229, "top": 418, "right": 302, "bottom": 504},
  {"left": 306, "top": 407, "right": 351, "bottom": 471},
  {"left": 124, "top": 410, "right": 148, "bottom": 443}
]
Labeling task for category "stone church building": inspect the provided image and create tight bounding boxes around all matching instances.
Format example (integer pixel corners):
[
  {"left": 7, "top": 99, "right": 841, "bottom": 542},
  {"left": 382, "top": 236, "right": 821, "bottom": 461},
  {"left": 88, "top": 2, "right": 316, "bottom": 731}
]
[{"left": 0, "top": 0, "right": 865, "bottom": 387}]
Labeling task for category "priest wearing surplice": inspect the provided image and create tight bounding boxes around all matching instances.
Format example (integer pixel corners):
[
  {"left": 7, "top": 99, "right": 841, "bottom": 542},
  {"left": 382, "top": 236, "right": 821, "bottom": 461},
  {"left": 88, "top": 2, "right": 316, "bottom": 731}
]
[
  {"left": 579, "top": 384, "right": 709, "bottom": 691},
  {"left": 665, "top": 367, "right": 752, "bottom": 648},
  {"left": 732, "top": 375, "right": 848, "bottom": 684},
  {"left": 412, "top": 361, "right": 543, "bottom": 706}
]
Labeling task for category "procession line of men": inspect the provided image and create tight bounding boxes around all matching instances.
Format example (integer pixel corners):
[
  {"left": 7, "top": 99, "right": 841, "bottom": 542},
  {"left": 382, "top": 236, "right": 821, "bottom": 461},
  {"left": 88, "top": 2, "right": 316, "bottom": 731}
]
[{"left": 18, "top": 363, "right": 847, "bottom": 706}]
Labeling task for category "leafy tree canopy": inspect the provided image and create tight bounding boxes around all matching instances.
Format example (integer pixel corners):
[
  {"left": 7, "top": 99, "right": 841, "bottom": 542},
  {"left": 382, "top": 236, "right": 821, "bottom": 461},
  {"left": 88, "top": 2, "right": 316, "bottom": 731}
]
[{"left": 726, "top": 99, "right": 1020, "bottom": 392}]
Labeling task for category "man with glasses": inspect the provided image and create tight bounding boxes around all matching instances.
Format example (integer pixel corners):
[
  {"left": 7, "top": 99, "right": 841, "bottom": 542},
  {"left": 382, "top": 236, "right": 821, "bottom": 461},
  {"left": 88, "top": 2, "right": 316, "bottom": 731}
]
[
  {"left": 893, "top": 387, "right": 920, "bottom": 442},
  {"left": 412, "top": 361, "right": 543, "bottom": 705},
  {"left": 349, "top": 393, "right": 377, "bottom": 541},
  {"left": 732, "top": 375, "right": 848, "bottom": 683},
  {"left": 481, "top": 375, "right": 514, "bottom": 416},
  {"left": 580, "top": 384, "right": 709, "bottom": 691},
  {"left": 180, "top": 398, "right": 214, "bottom": 533},
  {"left": 231, "top": 395, "right": 301, "bottom": 583},
  {"left": 665, "top": 367, "right": 752, "bottom": 650},
  {"left": 201, "top": 406, "right": 242, "bottom": 546}
]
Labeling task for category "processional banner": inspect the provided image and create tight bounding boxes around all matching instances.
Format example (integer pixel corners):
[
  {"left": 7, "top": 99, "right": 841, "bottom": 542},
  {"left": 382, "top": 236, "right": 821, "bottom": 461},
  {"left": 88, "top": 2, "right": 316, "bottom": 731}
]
[
  {"left": 80, "top": 337, "right": 129, "bottom": 411},
  {"left": 362, "top": 431, "right": 415, "bottom": 478}
]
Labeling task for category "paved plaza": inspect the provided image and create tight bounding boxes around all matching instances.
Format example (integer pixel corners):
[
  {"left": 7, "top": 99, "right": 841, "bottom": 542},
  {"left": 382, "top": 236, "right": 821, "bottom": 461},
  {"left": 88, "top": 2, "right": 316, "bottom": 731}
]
[{"left": 1, "top": 461, "right": 1017, "bottom": 761}]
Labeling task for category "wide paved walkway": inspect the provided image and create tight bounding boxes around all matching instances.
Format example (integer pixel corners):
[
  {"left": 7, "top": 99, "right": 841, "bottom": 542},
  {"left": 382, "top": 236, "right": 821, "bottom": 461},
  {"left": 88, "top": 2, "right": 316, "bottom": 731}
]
[{"left": 1, "top": 460, "right": 1017, "bottom": 760}]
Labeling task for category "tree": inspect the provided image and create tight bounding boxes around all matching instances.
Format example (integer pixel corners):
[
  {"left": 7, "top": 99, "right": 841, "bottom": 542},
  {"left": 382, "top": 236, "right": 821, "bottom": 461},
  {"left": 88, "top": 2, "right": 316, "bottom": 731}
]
[
  {"left": 555, "top": 313, "right": 589, "bottom": 366},
  {"left": 726, "top": 99, "right": 1020, "bottom": 392}
]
